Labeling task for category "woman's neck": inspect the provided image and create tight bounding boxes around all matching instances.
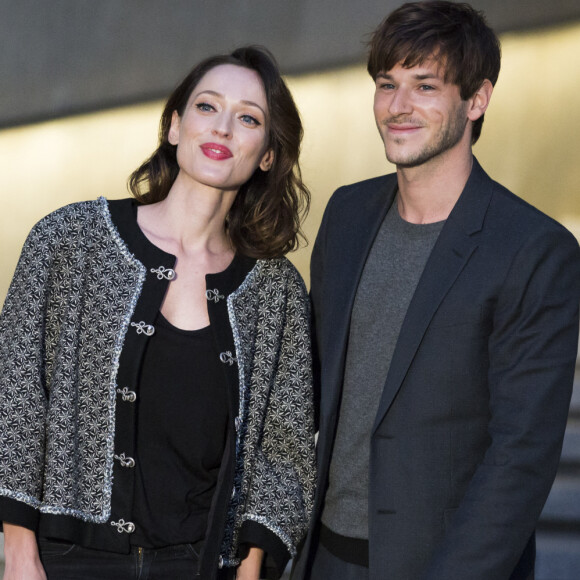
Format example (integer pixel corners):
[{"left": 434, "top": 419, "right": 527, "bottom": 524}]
[{"left": 137, "top": 181, "right": 237, "bottom": 257}]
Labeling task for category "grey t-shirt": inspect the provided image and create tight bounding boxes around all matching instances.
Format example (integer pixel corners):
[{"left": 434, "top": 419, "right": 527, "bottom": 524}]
[{"left": 321, "top": 198, "right": 444, "bottom": 539}]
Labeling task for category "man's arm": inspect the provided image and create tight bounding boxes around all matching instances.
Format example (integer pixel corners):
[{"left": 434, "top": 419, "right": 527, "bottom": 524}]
[{"left": 424, "top": 226, "right": 580, "bottom": 579}]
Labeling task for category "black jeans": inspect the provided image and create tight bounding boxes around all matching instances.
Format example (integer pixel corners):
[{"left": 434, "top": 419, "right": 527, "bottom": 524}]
[
  {"left": 309, "top": 540, "right": 369, "bottom": 580},
  {"left": 39, "top": 538, "right": 202, "bottom": 580}
]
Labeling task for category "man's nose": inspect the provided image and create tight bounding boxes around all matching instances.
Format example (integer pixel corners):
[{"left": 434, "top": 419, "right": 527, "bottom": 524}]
[{"left": 388, "top": 87, "right": 413, "bottom": 116}]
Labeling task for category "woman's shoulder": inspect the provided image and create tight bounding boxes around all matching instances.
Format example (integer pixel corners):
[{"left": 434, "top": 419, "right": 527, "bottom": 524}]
[
  {"left": 254, "top": 256, "right": 306, "bottom": 286},
  {"left": 244, "top": 257, "right": 309, "bottom": 306},
  {"left": 30, "top": 197, "right": 108, "bottom": 234},
  {"left": 22, "top": 198, "right": 129, "bottom": 260}
]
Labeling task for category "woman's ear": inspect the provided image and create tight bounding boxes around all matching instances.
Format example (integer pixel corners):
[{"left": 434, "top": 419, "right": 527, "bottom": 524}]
[
  {"left": 467, "top": 79, "right": 494, "bottom": 122},
  {"left": 168, "top": 111, "right": 181, "bottom": 145},
  {"left": 259, "top": 149, "right": 274, "bottom": 172}
]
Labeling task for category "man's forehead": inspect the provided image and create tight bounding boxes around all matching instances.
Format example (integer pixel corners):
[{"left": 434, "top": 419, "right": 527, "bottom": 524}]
[{"left": 378, "top": 57, "right": 449, "bottom": 80}]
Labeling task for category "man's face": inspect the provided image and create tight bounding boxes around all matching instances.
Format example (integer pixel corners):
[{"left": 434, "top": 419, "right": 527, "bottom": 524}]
[{"left": 373, "top": 59, "right": 471, "bottom": 168}]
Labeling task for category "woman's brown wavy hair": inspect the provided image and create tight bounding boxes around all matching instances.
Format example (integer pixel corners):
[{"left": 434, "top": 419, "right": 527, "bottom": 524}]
[{"left": 128, "top": 46, "right": 310, "bottom": 258}]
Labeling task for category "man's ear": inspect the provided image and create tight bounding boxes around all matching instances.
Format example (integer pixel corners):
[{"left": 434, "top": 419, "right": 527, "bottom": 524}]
[
  {"left": 467, "top": 79, "right": 493, "bottom": 122},
  {"left": 168, "top": 110, "right": 181, "bottom": 145},
  {"left": 259, "top": 148, "right": 274, "bottom": 172}
]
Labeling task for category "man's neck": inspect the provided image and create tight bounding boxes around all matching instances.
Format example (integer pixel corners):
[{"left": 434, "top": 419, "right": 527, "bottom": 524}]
[{"left": 396, "top": 150, "right": 474, "bottom": 224}]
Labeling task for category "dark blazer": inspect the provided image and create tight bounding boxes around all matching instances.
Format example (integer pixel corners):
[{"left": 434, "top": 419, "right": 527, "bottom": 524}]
[{"left": 292, "top": 158, "right": 580, "bottom": 580}]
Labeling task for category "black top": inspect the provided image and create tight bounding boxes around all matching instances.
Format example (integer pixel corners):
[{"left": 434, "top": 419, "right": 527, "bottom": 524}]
[{"left": 131, "top": 313, "right": 228, "bottom": 548}]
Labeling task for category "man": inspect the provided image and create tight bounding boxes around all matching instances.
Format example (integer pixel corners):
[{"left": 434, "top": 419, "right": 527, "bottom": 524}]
[{"left": 292, "top": 2, "right": 580, "bottom": 579}]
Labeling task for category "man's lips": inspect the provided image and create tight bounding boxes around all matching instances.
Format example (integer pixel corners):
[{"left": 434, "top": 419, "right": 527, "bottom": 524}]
[
  {"left": 200, "top": 143, "right": 233, "bottom": 160},
  {"left": 386, "top": 123, "right": 423, "bottom": 134}
]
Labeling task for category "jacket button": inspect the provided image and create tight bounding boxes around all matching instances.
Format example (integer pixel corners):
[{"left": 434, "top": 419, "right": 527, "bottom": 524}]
[
  {"left": 116, "top": 387, "right": 137, "bottom": 402},
  {"left": 151, "top": 266, "right": 176, "bottom": 280},
  {"left": 114, "top": 453, "right": 135, "bottom": 468},
  {"left": 110, "top": 519, "right": 135, "bottom": 534},
  {"left": 219, "top": 351, "right": 236, "bottom": 366},
  {"left": 131, "top": 321, "right": 155, "bottom": 336},
  {"left": 205, "top": 288, "right": 225, "bottom": 303}
]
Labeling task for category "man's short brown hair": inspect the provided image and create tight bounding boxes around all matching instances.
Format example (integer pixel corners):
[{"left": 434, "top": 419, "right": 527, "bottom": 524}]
[{"left": 367, "top": 1, "right": 501, "bottom": 143}]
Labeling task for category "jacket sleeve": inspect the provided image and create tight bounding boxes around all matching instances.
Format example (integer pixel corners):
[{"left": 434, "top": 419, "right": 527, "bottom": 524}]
[
  {"left": 239, "top": 264, "right": 317, "bottom": 578},
  {"left": 424, "top": 225, "right": 580, "bottom": 579},
  {"left": 0, "top": 219, "right": 55, "bottom": 531}
]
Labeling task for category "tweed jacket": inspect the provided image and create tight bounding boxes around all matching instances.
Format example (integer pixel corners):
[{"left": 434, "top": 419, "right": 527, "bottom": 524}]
[{"left": 0, "top": 197, "right": 316, "bottom": 578}]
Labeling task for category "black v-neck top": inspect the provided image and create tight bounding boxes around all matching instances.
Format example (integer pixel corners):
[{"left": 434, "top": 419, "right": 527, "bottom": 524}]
[{"left": 130, "top": 312, "right": 228, "bottom": 548}]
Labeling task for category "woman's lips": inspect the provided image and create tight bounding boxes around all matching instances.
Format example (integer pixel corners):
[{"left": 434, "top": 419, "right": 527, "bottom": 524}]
[{"left": 200, "top": 143, "right": 233, "bottom": 160}]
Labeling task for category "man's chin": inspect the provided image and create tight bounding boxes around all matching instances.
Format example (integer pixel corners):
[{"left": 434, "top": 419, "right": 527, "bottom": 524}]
[{"left": 386, "top": 152, "right": 429, "bottom": 168}]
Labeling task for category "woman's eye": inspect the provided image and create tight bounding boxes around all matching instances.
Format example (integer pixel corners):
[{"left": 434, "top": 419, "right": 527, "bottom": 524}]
[
  {"left": 195, "top": 102, "right": 215, "bottom": 112},
  {"left": 419, "top": 85, "right": 435, "bottom": 91},
  {"left": 240, "top": 114, "right": 260, "bottom": 126}
]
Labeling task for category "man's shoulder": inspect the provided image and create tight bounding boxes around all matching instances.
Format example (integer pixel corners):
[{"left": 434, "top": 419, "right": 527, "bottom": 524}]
[
  {"left": 331, "top": 172, "right": 397, "bottom": 199},
  {"left": 487, "top": 177, "right": 575, "bottom": 241},
  {"left": 464, "top": 160, "right": 576, "bottom": 244},
  {"left": 325, "top": 173, "right": 397, "bottom": 216}
]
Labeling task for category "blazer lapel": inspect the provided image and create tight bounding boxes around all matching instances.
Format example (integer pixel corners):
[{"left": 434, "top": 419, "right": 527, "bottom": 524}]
[
  {"left": 321, "top": 176, "right": 397, "bottom": 420},
  {"left": 372, "top": 158, "right": 495, "bottom": 433}
]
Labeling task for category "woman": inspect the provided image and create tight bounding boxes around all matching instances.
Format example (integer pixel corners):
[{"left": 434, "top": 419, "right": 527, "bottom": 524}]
[{"left": 0, "top": 46, "right": 315, "bottom": 580}]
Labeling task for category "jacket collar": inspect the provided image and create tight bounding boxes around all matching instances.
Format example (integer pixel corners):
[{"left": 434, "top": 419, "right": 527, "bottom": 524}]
[
  {"left": 106, "top": 197, "right": 256, "bottom": 291},
  {"left": 107, "top": 197, "right": 175, "bottom": 269}
]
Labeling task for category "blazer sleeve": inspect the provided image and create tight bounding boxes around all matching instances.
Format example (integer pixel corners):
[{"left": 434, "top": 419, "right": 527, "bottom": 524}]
[
  {"left": 239, "top": 265, "right": 317, "bottom": 578},
  {"left": 0, "top": 219, "right": 56, "bottom": 531},
  {"left": 423, "top": 225, "right": 580, "bottom": 579}
]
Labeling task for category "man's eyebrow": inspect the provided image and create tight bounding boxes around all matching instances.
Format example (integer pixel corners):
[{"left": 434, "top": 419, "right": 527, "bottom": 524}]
[
  {"left": 413, "top": 73, "right": 440, "bottom": 80},
  {"left": 375, "top": 72, "right": 442, "bottom": 81}
]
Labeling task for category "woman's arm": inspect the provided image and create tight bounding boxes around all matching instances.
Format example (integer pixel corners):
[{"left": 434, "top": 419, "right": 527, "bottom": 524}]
[
  {"left": 235, "top": 261, "right": 316, "bottom": 577},
  {"left": 236, "top": 546, "right": 264, "bottom": 580},
  {"left": 2, "top": 523, "right": 46, "bottom": 580}
]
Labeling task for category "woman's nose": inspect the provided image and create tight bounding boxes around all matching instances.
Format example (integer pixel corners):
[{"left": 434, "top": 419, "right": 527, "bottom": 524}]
[{"left": 212, "top": 113, "right": 232, "bottom": 138}]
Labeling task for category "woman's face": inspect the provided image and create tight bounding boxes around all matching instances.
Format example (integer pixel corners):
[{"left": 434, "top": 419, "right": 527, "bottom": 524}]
[{"left": 168, "top": 64, "right": 273, "bottom": 194}]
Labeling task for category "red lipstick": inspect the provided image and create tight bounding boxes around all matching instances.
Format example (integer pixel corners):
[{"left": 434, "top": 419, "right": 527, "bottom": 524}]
[{"left": 200, "top": 142, "right": 233, "bottom": 160}]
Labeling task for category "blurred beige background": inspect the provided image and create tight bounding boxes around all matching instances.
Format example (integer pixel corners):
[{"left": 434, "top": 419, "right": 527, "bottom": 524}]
[{"left": 1, "top": 22, "right": 580, "bottom": 300}]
